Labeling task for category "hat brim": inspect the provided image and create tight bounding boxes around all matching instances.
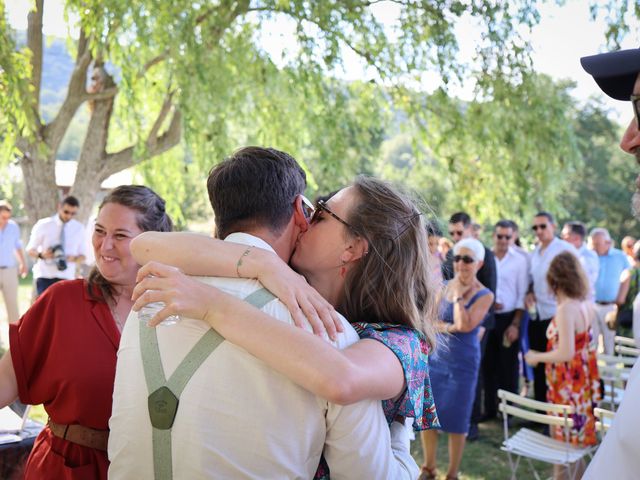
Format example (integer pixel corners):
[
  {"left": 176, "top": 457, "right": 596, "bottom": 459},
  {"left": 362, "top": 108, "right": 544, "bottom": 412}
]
[{"left": 580, "top": 49, "right": 640, "bottom": 101}]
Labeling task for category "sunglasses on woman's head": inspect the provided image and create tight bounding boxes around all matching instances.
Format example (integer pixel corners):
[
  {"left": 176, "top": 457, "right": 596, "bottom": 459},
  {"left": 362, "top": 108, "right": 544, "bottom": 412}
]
[{"left": 453, "top": 255, "right": 475, "bottom": 264}]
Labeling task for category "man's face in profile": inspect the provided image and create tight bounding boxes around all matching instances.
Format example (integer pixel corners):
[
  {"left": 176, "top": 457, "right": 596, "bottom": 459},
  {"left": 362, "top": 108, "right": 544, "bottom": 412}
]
[{"left": 620, "top": 74, "right": 640, "bottom": 219}]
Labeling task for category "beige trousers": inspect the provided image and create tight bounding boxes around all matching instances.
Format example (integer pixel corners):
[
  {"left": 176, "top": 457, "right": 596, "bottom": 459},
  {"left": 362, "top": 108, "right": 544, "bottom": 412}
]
[{"left": 0, "top": 267, "right": 19, "bottom": 323}]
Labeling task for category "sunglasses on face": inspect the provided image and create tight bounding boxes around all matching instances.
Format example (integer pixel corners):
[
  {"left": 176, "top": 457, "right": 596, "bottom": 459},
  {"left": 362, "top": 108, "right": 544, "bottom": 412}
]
[
  {"left": 300, "top": 195, "right": 315, "bottom": 221},
  {"left": 453, "top": 254, "right": 475, "bottom": 264},
  {"left": 62, "top": 210, "right": 77, "bottom": 216},
  {"left": 310, "top": 200, "right": 355, "bottom": 232},
  {"left": 449, "top": 230, "right": 464, "bottom": 237},
  {"left": 531, "top": 224, "right": 547, "bottom": 231},
  {"left": 632, "top": 95, "right": 640, "bottom": 128},
  {"left": 496, "top": 234, "right": 512, "bottom": 240}
]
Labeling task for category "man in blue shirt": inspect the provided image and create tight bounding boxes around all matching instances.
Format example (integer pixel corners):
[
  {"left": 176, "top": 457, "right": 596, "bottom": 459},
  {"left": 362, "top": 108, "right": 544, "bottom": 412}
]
[
  {"left": 0, "top": 201, "right": 27, "bottom": 327},
  {"left": 591, "top": 227, "right": 629, "bottom": 354}
]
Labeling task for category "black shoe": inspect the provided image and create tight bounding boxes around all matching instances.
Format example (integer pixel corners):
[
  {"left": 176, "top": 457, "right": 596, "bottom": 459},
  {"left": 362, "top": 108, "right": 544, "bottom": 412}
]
[{"left": 467, "top": 423, "right": 479, "bottom": 441}]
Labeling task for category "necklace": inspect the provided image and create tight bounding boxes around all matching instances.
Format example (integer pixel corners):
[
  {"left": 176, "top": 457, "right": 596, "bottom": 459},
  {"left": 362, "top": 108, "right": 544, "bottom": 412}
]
[{"left": 108, "top": 300, "right": 126, "bottom": 332}]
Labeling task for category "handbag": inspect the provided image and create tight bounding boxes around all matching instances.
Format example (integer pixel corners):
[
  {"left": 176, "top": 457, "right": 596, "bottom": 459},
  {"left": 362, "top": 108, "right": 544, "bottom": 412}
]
[{"left": 616, "top": 308, "right": 634, "bottom": 329}]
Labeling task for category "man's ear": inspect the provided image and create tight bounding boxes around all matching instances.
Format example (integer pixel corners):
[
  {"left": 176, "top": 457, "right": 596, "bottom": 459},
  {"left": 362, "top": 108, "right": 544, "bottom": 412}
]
[
  {"left": 293, "top": 195, "right": 310, "bottom": 233},
  {"left": 476, "top": 259, "right": 484, "bottom": 270}
]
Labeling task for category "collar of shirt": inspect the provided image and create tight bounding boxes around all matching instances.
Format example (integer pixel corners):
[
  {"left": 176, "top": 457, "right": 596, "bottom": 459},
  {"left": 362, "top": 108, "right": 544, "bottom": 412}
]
[{"left": 224, "top": 232, "right": 276, "bottom": 255}]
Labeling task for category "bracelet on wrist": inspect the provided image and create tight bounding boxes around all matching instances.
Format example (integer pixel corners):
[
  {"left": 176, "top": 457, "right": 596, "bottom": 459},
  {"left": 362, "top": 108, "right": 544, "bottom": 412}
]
[{"left": 236, "top": 247, "right": 253, "bottom": 278}]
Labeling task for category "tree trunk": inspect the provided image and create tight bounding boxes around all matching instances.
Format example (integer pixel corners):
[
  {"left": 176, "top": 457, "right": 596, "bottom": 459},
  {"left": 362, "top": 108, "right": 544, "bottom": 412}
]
[{"left": 19, "top": 146, "right": 58, "bottom": 226}]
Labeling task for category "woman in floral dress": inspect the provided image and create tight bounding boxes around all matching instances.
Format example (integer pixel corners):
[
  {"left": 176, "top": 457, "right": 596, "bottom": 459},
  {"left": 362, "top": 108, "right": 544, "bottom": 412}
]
[{"left": 525, "top": 251, "right": 600, "bottom": 477}]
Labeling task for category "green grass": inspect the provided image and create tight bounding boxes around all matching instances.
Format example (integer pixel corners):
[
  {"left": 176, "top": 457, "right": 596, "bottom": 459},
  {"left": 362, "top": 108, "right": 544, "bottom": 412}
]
[
  {"left": 1, "top": 278, "right": 553, "bottom": 478},
  {"left": 410, "top": 419, "right": 553, "bottom": 479}
]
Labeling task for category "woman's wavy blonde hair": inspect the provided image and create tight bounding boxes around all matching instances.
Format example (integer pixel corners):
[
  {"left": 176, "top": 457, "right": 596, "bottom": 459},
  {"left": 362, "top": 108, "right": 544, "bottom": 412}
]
[{"left": 340, "top": 176, "right": 438, "bottom": 350}]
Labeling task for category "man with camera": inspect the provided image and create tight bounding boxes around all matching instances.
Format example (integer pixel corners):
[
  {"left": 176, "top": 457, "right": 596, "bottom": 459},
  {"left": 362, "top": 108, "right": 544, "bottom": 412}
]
[{"left": 27, "top": 196, "right": 87, "bottom": 296}]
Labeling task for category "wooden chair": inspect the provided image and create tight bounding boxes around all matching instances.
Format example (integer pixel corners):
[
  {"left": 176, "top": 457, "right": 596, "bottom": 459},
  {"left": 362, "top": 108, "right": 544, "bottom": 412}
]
[
  {"left": 498, "top": 389, "right": 594, "bottom": 480},
  {"left": 594, "top": 407, "right": 614, "bottom": 438}
]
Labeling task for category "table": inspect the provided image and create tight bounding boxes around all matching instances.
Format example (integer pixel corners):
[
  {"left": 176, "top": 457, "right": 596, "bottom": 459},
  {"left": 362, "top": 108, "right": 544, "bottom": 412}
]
[{"left": 0, "top": 420, "right": 43, "bottom": 479}]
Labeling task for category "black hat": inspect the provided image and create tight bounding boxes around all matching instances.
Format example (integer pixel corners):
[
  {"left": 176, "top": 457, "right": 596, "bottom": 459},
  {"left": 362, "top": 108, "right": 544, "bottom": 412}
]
[{"left": 580, "top": 48, "right": 640, "bottom": 101}]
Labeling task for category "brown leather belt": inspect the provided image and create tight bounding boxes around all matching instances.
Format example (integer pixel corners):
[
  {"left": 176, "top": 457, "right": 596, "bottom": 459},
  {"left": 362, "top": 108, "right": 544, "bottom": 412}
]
[{"left": 47, "top": 419, "right": 109, "bottom": 451}]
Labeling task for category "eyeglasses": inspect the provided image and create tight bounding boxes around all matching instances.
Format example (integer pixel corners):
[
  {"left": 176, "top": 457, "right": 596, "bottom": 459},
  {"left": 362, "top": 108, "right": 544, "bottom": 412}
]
[
  {"left": 453, "top": 254, "right": 475, "bottom": 264},
  {"left": 449, "top": 230, "right": 464, "bottom": 237},
  {"left": 632, "top": 94, "right": 640, "bottom": 128},
  {"left": 531, "top": 224, "right": 547, "bottom": 231},
  {"left": 311, "top": 200, "right": 355, "bottom": 232},
  {"left": 496, "top": 234, "right": 512, "bottom": 240},
  {"left": 300, "top": 195, "right": 315, "bottom": 221}
]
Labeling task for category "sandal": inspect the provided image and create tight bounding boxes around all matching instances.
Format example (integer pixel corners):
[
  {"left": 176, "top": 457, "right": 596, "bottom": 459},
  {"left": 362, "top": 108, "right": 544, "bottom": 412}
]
[{"left": 418, "top": 465, "right": 438, "bottom": 480}]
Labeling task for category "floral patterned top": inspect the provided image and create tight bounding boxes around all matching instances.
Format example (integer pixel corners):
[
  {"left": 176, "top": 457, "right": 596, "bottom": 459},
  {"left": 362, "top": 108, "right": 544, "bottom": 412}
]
[{"left": 314, "top": 322, "right": 439, "bottom": 479}]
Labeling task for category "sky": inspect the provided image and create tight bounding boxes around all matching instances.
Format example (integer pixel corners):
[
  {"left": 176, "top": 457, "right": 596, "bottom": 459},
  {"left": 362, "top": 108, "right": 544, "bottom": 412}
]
[{"left": 6, "top": 0, "right": 640, "bottom": 125}]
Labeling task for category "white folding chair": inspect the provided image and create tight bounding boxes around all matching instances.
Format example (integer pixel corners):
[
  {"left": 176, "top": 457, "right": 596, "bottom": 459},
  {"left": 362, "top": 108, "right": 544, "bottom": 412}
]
[
  {"left": 614, "top": 335, "right": 637, "bottom": 349},
  {"left": 498, "top": 389, "right": 594, "bottom": 480},
  {"left": 614, "top": 336, "right": 640, "bottom": 359},
  {"left": 597, "top": 354, "right": 632, "bottom": 409},
  {"left": 593, "top": 407, "right": 614, "bottom": 439}
]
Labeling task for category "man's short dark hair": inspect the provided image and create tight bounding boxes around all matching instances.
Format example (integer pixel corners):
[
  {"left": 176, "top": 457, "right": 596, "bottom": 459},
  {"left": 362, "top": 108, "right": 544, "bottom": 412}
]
[
  {"left": 449, "top": 212, "right": 471, "bottom": 226},
  {"left": 207, "top": 146, "right": 307, "bottom": 239},
  {"left": 506, "top": 219, "right": 519, "bottom": 232},
  {"left": 564, "top": 221, "right": 586, "bottom": 239},
  {"left": 494, "top": 220, "right": 513, "bottom": 232},
  {"left": 534, "top": 211, "right": 555, "bottom": 225},
  {"left": 62, "top": 196, "right": 79, "bottom": 208}
]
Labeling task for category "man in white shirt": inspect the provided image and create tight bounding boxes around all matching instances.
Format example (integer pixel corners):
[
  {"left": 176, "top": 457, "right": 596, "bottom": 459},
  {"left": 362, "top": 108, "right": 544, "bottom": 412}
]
[
  {"left": 109, "top": 147, "right": 418, "bottom": 479},
  {"left": 483, "top": 220, "right": 528, "bottom": 419},
  {"left": 581, "top": 50, "right": 640, "bottom": 477},
  {"left": 526, "top": 211, "right": 577, "bottom": 402},
  {"left": 26, "top": 196, "right": 86, "bottom": 295},
  {"left": 561, "top": 221, "right": 599, "bottom": 301}
]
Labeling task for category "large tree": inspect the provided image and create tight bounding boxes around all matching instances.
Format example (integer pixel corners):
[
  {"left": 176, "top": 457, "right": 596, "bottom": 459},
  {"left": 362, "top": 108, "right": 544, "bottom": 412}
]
[{"left": 1, "top": 0, "right": 544, "bottom": 223}]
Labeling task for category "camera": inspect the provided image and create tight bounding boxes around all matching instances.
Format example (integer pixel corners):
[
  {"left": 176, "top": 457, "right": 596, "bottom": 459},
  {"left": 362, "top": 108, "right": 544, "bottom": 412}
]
[{"left": 50, "top": 244, "right": 67, "bottom": 271}]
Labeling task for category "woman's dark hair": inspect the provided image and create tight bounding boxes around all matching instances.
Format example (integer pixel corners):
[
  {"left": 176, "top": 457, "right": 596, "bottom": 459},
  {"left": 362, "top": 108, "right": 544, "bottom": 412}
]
[
  {"left": 546, "top": 251, "right": 589, "bottom": 300},
  {"left": 341, "top": 176, "right": 437, "bottom": 349},
  {"left": 87, "top": 185, "right": 173, "bottom": 302}
]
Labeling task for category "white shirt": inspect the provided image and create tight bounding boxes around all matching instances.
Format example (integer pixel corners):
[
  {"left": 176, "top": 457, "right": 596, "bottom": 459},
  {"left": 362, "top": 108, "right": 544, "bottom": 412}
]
[
  {"left": 495, "top": 247, "right": 528, "bottom": 313},
  {"left": 26, "top": 214, "right": 86, "bottom": 279},
  {"left": 578, "top": 244, "right": 599, "bottom": 302},
  {"left": 583, "top": 358, "right": 640, "bottom": 479},
  {"left": 633, "top": 293, "right": 640, "bottom": 348},
  {"left": 109, "top": 233, "right": 418, "bottom": 480},
  {"left": 530, "top": 237, "right": 577, "bottom": 320}
]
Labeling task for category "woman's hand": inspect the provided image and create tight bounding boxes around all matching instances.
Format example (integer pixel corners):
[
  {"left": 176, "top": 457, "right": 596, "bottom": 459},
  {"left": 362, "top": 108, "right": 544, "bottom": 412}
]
[
  {"left": 132, "top": 261, "right": 221, "bottom": 327},
  {"left": 254, "top": 253, "right": 343, "bottom": 340},
  {"left": 449, "top": 277, "right": 471, "bottom": 300},
  {"left": 524, "top": 350, "right": 540, "bottom": 367}
]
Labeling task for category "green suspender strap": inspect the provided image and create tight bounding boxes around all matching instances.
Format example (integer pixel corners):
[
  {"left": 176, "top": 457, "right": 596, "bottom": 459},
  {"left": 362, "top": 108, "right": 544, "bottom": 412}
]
[{"left": 140, "top": 287, "right": 276, "bottom": 480}]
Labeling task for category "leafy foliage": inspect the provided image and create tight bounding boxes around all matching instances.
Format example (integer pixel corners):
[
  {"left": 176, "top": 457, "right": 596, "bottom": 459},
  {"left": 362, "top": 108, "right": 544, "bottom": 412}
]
[
  {"left": 3, "top": 0, "right": 549, "bottom": 223},
  {"left": 560, "top": 99, "right": 639, "bottom": 241}
]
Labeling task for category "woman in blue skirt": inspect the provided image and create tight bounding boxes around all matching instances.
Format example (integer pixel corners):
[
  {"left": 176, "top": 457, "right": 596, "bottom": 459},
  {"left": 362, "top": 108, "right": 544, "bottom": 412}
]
[{"left": 420, "top": 238, "right": 493, "bottom": 480}]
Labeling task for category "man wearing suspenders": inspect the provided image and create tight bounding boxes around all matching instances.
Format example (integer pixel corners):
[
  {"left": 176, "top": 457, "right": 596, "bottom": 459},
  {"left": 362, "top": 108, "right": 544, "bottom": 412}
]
[{"left": 108, "top": 147, "right": 418, "bottom": 479}]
